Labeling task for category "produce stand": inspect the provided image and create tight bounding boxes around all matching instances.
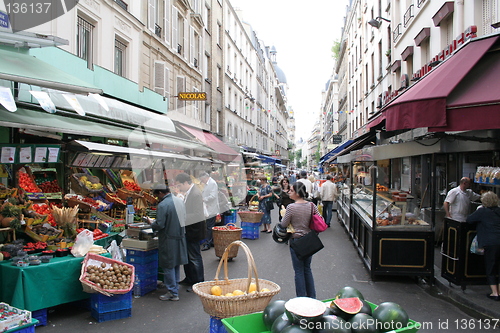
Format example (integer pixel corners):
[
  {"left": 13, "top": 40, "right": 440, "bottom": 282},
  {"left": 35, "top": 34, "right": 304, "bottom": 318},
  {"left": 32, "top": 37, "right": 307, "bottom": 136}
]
[
  {"left": 0, "top": 250, "right": 112, "bottom": 312},
  {"left": 222, "top": 300, "right": 420, "bottom": 333}
]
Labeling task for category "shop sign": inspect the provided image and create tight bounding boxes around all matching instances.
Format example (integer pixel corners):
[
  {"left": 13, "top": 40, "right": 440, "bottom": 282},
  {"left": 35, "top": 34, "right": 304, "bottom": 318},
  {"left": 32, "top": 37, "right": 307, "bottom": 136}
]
[
  {"left": 0, "top": 11, "right": 9, "bottom": 29},
  {"left": 0, "top": 144, "right": 60, "bottom": 164},
  {"left": 382, "top": 26, "right": 478, "bottom": 107},
  {"left": 177, "top": 92, "right": 207, "bottom": 101},
  {"left": 72, "top": 152, "right": 115, "bottom": 168},
  {"left": 332, "top": 135, "right": 342, "bottom": 144}
]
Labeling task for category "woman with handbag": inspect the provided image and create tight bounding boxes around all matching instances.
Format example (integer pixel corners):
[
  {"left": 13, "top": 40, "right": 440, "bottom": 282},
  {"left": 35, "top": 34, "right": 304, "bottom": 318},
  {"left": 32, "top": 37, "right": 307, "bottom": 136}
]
[
  {"left": 278, "top": 177, "right": 294, "bottom": 222},
  {"left": 279, "top": 181, "right": 320, "bottom": 298},
  {"left": 466, "top": 191, "right": 500, "bottom": 301},
  {"left": 258, "top": 176, "right": 273, "bottom": 233}
]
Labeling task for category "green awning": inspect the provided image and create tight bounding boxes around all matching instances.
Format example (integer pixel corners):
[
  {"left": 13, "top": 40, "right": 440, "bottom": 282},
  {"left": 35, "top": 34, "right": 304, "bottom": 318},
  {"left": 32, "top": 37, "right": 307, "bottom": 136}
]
[
  {"left": 0, "top": 108, "right": 214, "bottom": 153},
  {"left": 0, "top": 48, "right": 102, "bottom": 94}
]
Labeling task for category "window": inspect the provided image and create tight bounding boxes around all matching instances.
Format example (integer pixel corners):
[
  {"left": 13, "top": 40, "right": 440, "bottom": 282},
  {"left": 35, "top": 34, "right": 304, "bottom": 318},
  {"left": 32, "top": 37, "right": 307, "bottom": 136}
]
[
  {"left": 163, "top": 0, "right": 170, "bottom": 44},
  {"left": 148, "top": 0, "right": 159, "bottom": 32},
  {"left": 193, "top": 87, "right": 200, "bottom": 119},
  {"left": 77, "top": 16, "right": 94, "bottom": 69},
  {"left": 176, "top": 76, "right": 186, "bottom": 111},
  {"left": 204, "top": 4, "right": 211, "bottom": 32},
  {"left": 205, "top": 104, "right": 210, "bottom": 124},
  {"left": 114, "top": 39, "right": 126, "bottom": 77}
]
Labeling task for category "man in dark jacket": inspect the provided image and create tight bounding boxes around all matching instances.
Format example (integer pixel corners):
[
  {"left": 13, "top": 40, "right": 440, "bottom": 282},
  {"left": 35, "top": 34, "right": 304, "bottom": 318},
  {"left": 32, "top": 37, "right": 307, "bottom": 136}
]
[
  {"left": 175, "top": 173, "right": 206, "bottom": 289},
  {"left": 151, "top": 185, "right": 187, "bottom": 301}
]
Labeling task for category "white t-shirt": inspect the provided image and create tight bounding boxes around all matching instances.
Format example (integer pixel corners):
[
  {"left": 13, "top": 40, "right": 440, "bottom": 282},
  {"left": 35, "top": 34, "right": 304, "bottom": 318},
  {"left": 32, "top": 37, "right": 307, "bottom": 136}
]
[
  {"left": 444, "top": 186, "right": 481, "bottom": 222},
  {"left": 297, "top": 178, "right": 313, "bottom": 198}
]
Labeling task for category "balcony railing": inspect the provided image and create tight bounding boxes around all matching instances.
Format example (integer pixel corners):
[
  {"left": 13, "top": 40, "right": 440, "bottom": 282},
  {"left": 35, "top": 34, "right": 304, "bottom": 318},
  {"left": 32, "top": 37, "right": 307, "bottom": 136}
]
[
  {"left": 155, "top": 24, "right": 162, "bottom": 38},
  {"left": 393, "top": 23, "right": 402, "bottom": 43},
  {"left": 417, "top": 0, "right": 427, "bottom": 8},
  {"left": 404, "top": 4, "right": 414, "bottom": 27}
]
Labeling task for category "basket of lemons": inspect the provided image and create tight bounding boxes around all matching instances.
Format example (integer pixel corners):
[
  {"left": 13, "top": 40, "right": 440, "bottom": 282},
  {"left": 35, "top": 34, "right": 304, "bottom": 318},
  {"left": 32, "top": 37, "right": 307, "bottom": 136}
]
[
  {"left": 71, "top": 173, "right": 103, "bottom": 195},
  {"left": 192, "top": 241, "right": 280, "bottom": 318},
  {"left": 248, "top": 194, "right": 259, "bottom": 211}
]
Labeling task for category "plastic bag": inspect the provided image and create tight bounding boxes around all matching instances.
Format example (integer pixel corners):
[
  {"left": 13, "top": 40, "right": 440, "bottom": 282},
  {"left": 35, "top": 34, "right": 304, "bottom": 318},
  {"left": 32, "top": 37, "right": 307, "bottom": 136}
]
[
  {"left": 470, "top": 235, "right": 484, "bottom": 255},
  {"left": 71, "top": 229, "right": 94, "bottom": 257},
  {"left": 107, "top": 240, "right": 124, "bottom": 262}
]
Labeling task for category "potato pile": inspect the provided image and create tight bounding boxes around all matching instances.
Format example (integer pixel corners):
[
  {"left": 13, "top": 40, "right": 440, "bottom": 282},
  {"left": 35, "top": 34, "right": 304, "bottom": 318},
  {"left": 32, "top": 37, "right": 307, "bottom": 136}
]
[{"left": 85, "top": 262, "right": 133, "bottom": 290}]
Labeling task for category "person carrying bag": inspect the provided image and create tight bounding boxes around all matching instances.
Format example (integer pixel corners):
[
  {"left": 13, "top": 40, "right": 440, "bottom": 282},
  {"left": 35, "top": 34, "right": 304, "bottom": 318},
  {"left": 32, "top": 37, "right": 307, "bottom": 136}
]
[{"left": 279, "top": 182, "right": 323, "bottom": 298}]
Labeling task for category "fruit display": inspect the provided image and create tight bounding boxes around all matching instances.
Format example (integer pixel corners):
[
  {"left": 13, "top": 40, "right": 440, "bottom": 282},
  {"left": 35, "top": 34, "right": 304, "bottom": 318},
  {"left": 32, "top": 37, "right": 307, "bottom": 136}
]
[
  {"left": 37, "top": 179, "right": 62, "bottom": 193},
  {"left": 82, "top": 260, "right": 134, "bottom": 292},
  {"left": 31, "top": 203, "right": 56, "bottom": 226},
  {"left": 209, "top": 282, "right": 262, "bottom": 297},
  {"left": 64, "top": 194, "right": 112, "bottom": 211},
  {"left": 123, "top": 180, "right": 141, "bottom": 192},
  {"left": 258, "top": 286, "right": 414, "bottom": 333},
  {"left": 18, "top": 169, "right": 41, "bottom": 193},
  {"left": 0, "top": 303, "right": 32, "bottom": 332},
  {"left": 376, "top": 184, "right": 389, "bottom": 192}
]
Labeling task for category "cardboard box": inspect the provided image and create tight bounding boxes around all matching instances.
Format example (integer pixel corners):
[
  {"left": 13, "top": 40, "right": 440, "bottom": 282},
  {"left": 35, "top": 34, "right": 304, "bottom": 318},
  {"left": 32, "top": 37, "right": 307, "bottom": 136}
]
[{"left": 121, "top": 237, "right": 158, "bottom": 250}]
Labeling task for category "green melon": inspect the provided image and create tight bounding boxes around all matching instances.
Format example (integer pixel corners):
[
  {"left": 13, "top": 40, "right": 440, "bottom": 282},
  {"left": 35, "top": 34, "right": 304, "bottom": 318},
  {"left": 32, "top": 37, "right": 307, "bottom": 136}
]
[
  {"left": 372, "top": 302, "right": 409, "bottom": 332},
  {"left": 263, "top": 300, "right": 287, "bottom": 330},
  {"left": 271, "top": 313, "right": 293, "bottom": 333},
  {"left": 349, "top": 313, "right": 378, "bottom": 333},
  {"left": 335, "top": 286, "right": 365, "bottom": 300},
  {"left": 316, "top": 315, "right": 351, "bottom": 333}
]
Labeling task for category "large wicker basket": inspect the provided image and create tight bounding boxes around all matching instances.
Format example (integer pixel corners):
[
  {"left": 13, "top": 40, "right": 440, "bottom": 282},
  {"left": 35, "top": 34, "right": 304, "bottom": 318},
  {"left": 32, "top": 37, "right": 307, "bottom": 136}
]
[
  {"left": 238, "top": 211, "right": 264, "bottom": 223},
  {"left": 213, "top": 224, "right": 242, "bottom": 259},
  {"left": 192, "top": 240, "right": 280, "bottom": 318},
  {"left": 79, "top": 253, "right": 135, "bottom": 297}
]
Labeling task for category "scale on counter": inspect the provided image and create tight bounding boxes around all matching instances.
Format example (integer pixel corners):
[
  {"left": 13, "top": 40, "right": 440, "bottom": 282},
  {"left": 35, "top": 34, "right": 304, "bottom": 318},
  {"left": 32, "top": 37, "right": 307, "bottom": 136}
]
[{"left": 126, "top": 223, "right": 155, "bottom": 240}]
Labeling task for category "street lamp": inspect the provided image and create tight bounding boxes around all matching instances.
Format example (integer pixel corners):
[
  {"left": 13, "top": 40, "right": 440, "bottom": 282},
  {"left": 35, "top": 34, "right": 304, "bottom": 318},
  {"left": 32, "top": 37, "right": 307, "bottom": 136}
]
[{"left": 368, "top": 16, "right": 391, "bottom": 29}]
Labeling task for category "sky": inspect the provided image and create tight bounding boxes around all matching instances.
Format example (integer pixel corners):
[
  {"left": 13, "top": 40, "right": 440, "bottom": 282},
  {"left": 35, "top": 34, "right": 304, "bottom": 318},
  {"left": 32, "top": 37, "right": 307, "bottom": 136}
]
[{"left": 230, "top": 0, "right": 348, "bottom": 142}]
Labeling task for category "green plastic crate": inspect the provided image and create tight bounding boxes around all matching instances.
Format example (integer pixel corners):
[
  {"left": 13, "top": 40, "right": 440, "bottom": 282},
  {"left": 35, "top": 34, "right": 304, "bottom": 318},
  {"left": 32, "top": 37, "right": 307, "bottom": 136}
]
[{"left": 222, "top": 300, "right": 420, "bottom": 333}]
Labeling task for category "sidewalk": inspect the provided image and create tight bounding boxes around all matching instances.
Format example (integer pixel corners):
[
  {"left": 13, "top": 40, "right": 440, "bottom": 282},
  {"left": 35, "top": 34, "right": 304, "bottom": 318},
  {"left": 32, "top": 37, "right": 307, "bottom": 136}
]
[{"left": 432, "top": 246, "right": 500, "bottom": 320}]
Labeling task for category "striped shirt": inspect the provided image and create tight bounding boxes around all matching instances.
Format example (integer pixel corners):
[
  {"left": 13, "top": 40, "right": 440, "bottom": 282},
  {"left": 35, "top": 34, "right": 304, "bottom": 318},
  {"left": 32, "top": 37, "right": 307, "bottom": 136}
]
[{"left": 280, "top": 202, "right": 319, "bottom": 239}]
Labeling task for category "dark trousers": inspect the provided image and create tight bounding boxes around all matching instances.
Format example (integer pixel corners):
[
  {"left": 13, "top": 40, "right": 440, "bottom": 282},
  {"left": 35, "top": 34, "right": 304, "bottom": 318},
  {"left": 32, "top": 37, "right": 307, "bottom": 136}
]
[
  {"left": 322, "top": 201, "right": 333, "bottom": 226},
  {"left": 183, "top": 239, "right": 204, "bottom": 284},
  {"left": 203, "top": 216, "right": 216, "bottom": 246},
  {"left": 484, "top": 244, "right": 500, "bottom": 286}
]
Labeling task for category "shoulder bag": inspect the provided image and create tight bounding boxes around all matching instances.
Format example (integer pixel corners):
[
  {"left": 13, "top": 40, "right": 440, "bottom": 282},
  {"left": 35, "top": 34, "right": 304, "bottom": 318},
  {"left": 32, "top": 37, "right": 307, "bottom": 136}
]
[
  {"left": 290, "top": 204, "right": 325, "bottom": 260},
  {"left": 309, "top": 202, "right": 328, "bottom": 232}
]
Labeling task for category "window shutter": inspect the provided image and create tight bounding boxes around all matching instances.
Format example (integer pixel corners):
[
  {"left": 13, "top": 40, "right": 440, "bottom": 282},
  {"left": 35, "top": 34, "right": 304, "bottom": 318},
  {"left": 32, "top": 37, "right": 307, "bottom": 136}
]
[
  {"left": 172, "top": 7, "right": 178, "bottom": 51},
  {"left": 183, "top": 17, "right": 188, "bottom": 59},
  {"left": 154, "top": 61, "right": 165, "bottom": 95},
  {"left": 148, "top": 0, "right": 155, "bottom": 31},
  {"left": 164, "top": 0, "right": 170, "bottom": 45},
  {"left": 164, "top": 67, "right": 170, "bottom": 99},
  {"left": 190, "top": 27, "right": 194, "bottom": 65}
]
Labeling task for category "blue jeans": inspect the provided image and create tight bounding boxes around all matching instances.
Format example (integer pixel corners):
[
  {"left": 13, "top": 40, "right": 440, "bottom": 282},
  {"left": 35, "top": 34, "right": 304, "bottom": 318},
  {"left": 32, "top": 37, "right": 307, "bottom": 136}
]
[
  {"left": 322, "top": 201, "right": 333, "bottom": 226},
  {"left": 203, "top": 216, "right": 216, "bottom": 246},
  {"left": 184, "top": 239, "right": 205, "bottom": 283},
  {"left": 289, "top": 243, "right": 316, "bottom": 298},
  {"left": 162, "top": 265, "right": 180, "bottom": 297}
]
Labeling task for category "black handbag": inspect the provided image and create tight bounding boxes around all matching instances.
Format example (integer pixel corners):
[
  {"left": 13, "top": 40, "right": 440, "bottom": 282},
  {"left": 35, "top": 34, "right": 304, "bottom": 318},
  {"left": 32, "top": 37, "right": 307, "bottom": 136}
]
[
  {"left": 290, "top": 231, "right": 324, "bottom": 260},
  {"left": 266, "top": 200, "right": 274, "bottom": 211}
]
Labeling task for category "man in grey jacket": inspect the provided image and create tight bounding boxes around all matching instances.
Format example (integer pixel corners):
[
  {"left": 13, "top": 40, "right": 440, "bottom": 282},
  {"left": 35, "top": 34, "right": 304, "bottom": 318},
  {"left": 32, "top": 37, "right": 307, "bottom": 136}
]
[
  {"left": 320, "top": 175, "right": 338, "bottom": 227},
  {"left": 151, "top": 186, "right": 188, "bottom": 301}
]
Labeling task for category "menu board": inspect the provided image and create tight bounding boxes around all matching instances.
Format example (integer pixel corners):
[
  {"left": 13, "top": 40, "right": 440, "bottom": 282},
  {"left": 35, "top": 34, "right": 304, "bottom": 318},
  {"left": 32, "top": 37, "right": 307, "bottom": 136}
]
[{"left": 47, "top": 147, "right": 60, "bottom": 163}]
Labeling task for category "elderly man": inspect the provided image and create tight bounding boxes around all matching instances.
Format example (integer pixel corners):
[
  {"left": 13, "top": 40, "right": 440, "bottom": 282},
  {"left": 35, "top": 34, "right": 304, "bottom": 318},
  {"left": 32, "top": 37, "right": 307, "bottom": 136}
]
[
  {"left": 443, "top": 177, "right": 481, "bottom": 222},
  {"left": 150, "top": 185, "right": 188, "bottom": 301},
  {"left": 199, "top": 172, "right": 220, "bottom": 251},
  {"left": 320, "top": 174, "right": 338, "bottom": 227}
]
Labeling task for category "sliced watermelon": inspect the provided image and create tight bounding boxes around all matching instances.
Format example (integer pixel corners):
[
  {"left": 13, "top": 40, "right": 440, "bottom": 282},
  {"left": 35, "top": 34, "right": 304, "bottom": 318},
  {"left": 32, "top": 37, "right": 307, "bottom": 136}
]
[{"left": 333, "top": 297, "right": 363, "bottom": 315}]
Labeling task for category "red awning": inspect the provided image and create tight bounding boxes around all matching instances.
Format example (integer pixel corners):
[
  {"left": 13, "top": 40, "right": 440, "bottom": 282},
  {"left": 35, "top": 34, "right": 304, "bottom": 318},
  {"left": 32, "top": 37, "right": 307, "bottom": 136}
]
[
  {"left": 382, "top": 35, "right": 499, "bottom": 132},
  {"left": 181, "top": 125, "right": 241, "bottom": 162}
]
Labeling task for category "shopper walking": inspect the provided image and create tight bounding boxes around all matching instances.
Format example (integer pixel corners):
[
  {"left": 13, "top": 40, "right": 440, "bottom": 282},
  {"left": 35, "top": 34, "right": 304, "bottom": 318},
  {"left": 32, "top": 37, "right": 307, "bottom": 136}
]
[
  {"left": 150, "top": 186, "right": 188, "bottom": 301},
  {"left": 279, "top": 182, "right": 318, "bottom": 298},
  {"left": 258, "top": 176, "right": 273, "bottom": 233},
  {"left": 174, "top": 173, "right": 206, "bottom": 290},
  {"left": 200, "top": 172, "right": 220, "bottom": 251},
  {"left": 320, "top": 174, "right": 338, "bottom": 227},
  {"left": 277, "top": 177, "right": 294, "bottom": 222},
  {"left": 466, "top": 191, "right": 500, "bottom": 301},
  {"left": 444, "top": 177, "right": 481, "bottom": 222},
  {"left": 297, "top": 170, "right": 312, "bottom": 200}
]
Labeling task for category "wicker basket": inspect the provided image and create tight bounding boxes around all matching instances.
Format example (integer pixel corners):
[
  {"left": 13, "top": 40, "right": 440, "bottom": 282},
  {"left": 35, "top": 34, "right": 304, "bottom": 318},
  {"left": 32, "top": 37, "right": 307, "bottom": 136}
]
[
  {"left": 79, "top": 253, "right": 135, "bottom": 297},
  {"left": 248, "top": 194, "right": 259, "bottom": 211},
  {"left": 116, "top": 188, "right": 143, "bottom": 200},
  {"left": 237, "top": 211, "right": 264, "bottom": 223},
  {"left": 192, "top": 241, "right": 280, "bottom": 318},
  {"left": 213, "top": 224, "right": 242, "bottom": 259},
  {"left": 142, "top": 191, "right": 158, "bottom": 204},
  {"left": 105, "top": 192, "right": 126, "bottom": 206}
]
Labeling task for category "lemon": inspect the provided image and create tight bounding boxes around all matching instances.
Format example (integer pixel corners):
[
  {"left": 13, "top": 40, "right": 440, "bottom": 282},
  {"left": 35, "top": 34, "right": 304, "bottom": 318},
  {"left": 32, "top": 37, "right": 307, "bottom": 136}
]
[
  {"left": 248, "top": 282, "right": 257, "bottom": 293},
  {"left": 210, "top": 285, "right": 222, "bottom": 296},
  {"left": 225, "top": 292, "right": 234, "bottom": 297},
  {"left": 260, "top": 288, "right": 270, "bottom": 292},
  {"left": 232, "top": 289, "right": 245, "bottom": 296}
]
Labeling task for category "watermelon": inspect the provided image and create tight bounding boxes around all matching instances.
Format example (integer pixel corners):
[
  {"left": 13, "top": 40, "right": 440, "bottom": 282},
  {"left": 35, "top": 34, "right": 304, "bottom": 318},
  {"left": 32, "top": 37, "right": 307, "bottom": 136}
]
[
  {"left": 316, "top": 315, "right": 351, "bottom": 333},
  {"left": 349, "top": 313, "right": 378, "bottom": 333},
  {"left": 281, "top": 325, "right": 313, "bottom": 333},
  {"left": 333, "top": 297, "right": 363, "bottom": 314},
  {"left": 335, "top": 286, "right": 365, "bottom": 300},
  {"left": 263, "top": 300, "right": 287, "bottom": 330},
  {"left": 358, "top": 300, "right": 373, "bottom": 316},
  {"left": 271, "top": 313, "right": 293, "bottom": 333},
  {"left": 285, "top": 297, "right": 327, "bottom": 324},
  {"left": 372, "top": 302, "right": 409, "bottom": 332}
]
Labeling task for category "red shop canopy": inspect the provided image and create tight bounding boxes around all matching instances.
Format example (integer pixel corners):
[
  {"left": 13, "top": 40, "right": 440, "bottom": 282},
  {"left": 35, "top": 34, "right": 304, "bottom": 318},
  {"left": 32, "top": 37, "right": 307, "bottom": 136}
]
[
  {"left": 382, "top": 35, "right": 500, "bottom": 132},
  {"left": 180, "top": 125, "right": 241, "bottom": 162}
]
